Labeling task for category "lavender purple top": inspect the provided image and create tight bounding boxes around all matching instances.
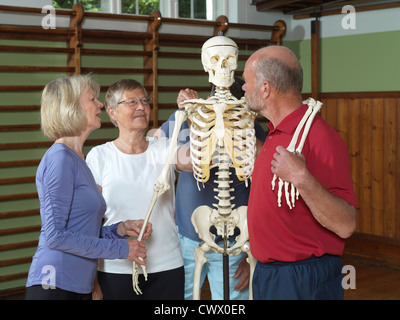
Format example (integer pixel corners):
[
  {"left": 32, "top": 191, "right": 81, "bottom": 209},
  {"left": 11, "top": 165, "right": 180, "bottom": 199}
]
[{"left": 26, "top": 143, "right": 129, "bottom": 294}]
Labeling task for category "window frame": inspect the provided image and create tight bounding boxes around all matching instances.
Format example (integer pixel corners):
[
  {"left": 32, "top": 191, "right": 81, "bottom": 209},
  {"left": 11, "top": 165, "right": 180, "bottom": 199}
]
[{"left": 52, "top": 0, "right": 228, "bottom": 20}]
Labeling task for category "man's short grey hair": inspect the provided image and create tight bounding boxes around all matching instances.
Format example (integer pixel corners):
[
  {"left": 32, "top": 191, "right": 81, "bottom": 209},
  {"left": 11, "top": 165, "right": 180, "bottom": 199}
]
[{"left": 254, "top": 52, "right": 303, "bottom": 95}]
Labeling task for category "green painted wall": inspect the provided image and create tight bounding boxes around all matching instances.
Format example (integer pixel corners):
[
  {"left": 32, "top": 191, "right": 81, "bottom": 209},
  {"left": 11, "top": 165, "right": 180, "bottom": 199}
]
[{"left": 284, "top": 30, "right": 400, "bottom": 93}]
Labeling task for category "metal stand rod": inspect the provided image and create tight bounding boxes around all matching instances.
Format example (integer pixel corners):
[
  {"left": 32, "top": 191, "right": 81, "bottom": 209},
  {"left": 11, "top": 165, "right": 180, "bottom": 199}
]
[
  {"left": 223, "top": 253, "right": 229, "bottom": 300},
  {"left": 223, "top": 223, "right": 230, "bottom": 300}
]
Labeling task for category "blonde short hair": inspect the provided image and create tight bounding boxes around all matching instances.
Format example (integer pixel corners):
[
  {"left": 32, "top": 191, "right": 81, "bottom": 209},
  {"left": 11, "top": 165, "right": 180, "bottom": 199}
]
[
  {"left": 41, "top": 75, "right": 100, "bottom": 140},
  {"left": 105, "top": 79, "right": 147, "bottom": 127}
]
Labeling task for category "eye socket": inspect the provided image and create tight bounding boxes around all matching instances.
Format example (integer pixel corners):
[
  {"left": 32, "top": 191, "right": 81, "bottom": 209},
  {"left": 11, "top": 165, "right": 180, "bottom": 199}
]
[
  {"left": 227, "top": 56, "right": 236, "bottom": 64},
  {"left": 210, "top": 56, "right": 219, "bottom": 64}
]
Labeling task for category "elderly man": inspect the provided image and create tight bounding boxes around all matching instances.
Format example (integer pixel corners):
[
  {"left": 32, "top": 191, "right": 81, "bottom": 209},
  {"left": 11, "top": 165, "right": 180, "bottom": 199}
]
[{"left": 243, "top": 46, "right": 357, "bottom": 300}]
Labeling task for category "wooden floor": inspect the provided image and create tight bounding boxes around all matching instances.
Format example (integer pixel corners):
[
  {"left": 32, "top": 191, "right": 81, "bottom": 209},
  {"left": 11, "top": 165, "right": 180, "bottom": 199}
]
[
  {"left": 2, "top": 258, "right": 399, "bottom": 300},
  {"left": 342, "top": 258, "right": 400, "bottom": 300},
  {"left": 200, "top": 257, "right": 400, "bottom": 300}
]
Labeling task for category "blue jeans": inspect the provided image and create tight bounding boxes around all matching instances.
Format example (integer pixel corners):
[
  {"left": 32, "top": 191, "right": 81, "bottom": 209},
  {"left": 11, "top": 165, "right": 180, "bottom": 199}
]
[{"left": 178, "top": 233, "right": 249, "bottom": 300}]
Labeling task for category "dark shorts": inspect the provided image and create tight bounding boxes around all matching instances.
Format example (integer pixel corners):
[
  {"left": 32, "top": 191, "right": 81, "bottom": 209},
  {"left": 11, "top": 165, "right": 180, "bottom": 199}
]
[
  {"left": 253, "top": 254, "right": 344, "bottom": 300},
  {"left": 98, "top": 266, "right": 184, "bottom": 300}
]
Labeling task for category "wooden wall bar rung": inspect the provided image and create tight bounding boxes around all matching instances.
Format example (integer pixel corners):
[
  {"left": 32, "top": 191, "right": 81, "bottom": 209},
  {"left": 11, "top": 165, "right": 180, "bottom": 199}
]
[
  {"left": 0, "top": 66, "right": 74, "bottom": 73},
  {"left": 0, "top": 45, "right": 74, "bottom": 54},
  {"left": 158, "top": 69, "right": 206, "bottom": 75},
  {"left": 0, "top": 192, "right": 38, "bottom": 202},
  {"left": 154, "top": 86, "right": 211, "bottom": 92},
  {"left": 0, "top": 125, "right": 40, "bottom": 132},
  {"left": 0, "top": 139, "right": 113, "bottom": 151},
  {"left": 0, "top": 105, "right": 40, "bottom": 112},
  {"left": 0, "top": 142, "right": 52, "bottom": 151},
  {"left": 0, "top": 209, "right": 40, "bottom": 220},
  {"left": 0, "top": 226, "right": 41, "bottom": 237},
  {"left": 0, "top": 85, "right": 44, "bottom": 92},
  {"left": 0, "top": 257, "right": 32, "bottom": 268},
  {"left": 0, "top": 25, "right": 73, "bottom": 36},
  {"left": 81, "top": 67, "right": 151, "bottom": 74},
  {"left": 0, "top": 177, "right": 35, "bottom": 185},
  {"left": 81, "top": 48, "right": 152, "bottom": 56},
  {"left": 0, "top": 273, "right": 29, "bottom": 283},
  {"left": 0, "top": 160, "right": 41, "bottom": 168},
  {"left": 0, "top": 123, "right": 115, "bottom": 132},
  {"left": 0, "top": 241, "right": 38, "bottom": 252},
  {"left": 158, "top": 52, "right": 200, "bottom": 59}
]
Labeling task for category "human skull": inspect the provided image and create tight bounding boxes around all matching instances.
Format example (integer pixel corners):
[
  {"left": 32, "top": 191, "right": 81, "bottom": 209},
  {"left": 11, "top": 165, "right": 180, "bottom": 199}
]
[{"left": 201, "top": 36, "right": 238, "bottom": 88}]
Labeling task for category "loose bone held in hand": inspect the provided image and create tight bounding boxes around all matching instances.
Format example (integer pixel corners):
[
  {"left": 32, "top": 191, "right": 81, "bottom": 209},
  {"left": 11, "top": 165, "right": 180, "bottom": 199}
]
[
  {"left": 132, "top": 110, "right": 188, "bottom": 295},
  {"left": 271, "top": 98, "right": 323, "bottom": 209}
]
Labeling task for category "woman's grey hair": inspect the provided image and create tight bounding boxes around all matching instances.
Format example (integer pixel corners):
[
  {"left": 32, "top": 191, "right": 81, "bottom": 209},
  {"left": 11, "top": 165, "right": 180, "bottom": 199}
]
[
  {"left": 105, "top": 79, "right": 148, "bottom": 127},
  {"left": 254, "top": 51, "right": 303, "bottom": 95},
  {"left": 40, "top": 75, "right": 100, "bottom": 140}
]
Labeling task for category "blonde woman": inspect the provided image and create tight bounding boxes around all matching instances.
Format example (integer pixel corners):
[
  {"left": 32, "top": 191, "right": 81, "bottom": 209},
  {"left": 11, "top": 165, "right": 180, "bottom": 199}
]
[
  {"left": 87, "top": 79, "right": 191, "bottom": 300},
  {"left": 26, "top": 75, "right": 152, "bottom": 300}
]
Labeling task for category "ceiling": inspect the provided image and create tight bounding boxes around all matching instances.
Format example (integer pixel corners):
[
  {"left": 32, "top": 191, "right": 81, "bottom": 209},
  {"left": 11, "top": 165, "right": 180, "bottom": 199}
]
[{"left": 251, "top": 0, "right": 400, "bottom": 16}]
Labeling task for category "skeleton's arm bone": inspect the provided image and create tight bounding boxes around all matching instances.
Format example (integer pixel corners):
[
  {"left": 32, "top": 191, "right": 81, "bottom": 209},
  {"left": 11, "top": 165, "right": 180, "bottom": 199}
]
[
  {"left": 136, "top": 109, "right": 188, "bottom": 249},
  {"left": 295, "top": 100, "right": 323, "bottom": 154},
  {"left": 132, "top": 110, "right": 187, "bottom": 294}
]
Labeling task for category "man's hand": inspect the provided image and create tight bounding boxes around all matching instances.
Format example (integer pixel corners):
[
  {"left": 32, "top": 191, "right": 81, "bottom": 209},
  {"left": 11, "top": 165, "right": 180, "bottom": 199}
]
[
  {"left": 233, "top": 258, "right": 250, "bottom": 291},
  {"left": 271, "top": 145, "right": 308, "bottom": 186},
  {"left": 177, "top": 88, "right": 199, "bottom": 105}
]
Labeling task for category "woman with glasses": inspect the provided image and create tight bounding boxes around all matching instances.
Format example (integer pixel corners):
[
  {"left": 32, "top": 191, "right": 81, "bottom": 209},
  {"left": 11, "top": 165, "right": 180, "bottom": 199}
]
[{"left": 87, "top": 79, "right": 191, "bottom": 300}]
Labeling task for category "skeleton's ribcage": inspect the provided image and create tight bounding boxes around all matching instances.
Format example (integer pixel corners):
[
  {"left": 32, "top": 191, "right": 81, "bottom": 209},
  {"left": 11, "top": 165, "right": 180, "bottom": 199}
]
[{"left": 189, "top": 103, "right": 256, "bottom": 183}]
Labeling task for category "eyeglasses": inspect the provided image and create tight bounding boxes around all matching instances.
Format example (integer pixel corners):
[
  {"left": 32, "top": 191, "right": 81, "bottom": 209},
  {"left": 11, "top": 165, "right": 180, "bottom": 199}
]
[{"left": 117, "top": 97, "right": 152, "bottom": 107}]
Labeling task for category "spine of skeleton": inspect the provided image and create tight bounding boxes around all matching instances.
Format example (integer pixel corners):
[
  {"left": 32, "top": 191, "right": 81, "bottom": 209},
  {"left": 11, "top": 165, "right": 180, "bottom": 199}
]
[{"left": 213, "top": 150, "right": 234, "bottom": 216}]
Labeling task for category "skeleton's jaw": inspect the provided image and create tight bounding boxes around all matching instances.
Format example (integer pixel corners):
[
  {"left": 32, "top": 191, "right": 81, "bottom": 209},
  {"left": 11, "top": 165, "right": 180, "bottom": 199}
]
[{"left": 208, "top": 73, "right": 234, "bottom": 88}]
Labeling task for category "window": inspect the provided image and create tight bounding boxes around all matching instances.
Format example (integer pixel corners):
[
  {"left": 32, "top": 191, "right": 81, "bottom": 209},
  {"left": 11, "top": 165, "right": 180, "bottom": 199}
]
[
  {"left": 178, "top": 0, "right": 229, "bottom": 21},
  {"left": 53, "top": 0, "right": 160, "bottom": 14},
  {"left": 53, "top": 0, "right": 224, "bottom": 20},
  {"left": 179, "top": 0, "right": 206, "bottom": 20},
  {"left": 121, "top": 0, "right": 160, "bottom": 15},
  {"left": 53, "top": 0, "right": 101, "bottom": 12}
]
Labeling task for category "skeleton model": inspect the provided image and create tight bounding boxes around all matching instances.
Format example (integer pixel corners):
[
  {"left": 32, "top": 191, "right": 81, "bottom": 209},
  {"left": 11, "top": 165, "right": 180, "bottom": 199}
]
[
  {"left": 132, "top": 35, "right": 323, "bottom": 299},
  {"left": 131, "top": 35, "right": 258, "bottom": 299},
  {"left": 185, "top": 36, "right": 258, "bottom": 300}
]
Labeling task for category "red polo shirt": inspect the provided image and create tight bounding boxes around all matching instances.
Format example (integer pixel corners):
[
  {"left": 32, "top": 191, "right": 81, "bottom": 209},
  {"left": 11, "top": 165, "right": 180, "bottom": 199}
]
[{"left": 248, "top": 105, "right": 357, "bottom": 263}]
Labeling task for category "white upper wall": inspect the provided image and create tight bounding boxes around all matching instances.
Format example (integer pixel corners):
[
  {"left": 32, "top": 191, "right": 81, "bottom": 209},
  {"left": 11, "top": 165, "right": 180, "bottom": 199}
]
[
  {"left": 0, "top": 0, "right": 50, "bottom": 7},
  {"left": 288, "top": 7, "right": 400, "bottom": 41}
]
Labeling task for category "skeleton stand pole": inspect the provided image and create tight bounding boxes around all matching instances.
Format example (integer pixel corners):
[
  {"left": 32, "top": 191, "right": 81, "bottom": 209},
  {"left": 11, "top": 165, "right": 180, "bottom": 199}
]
[
  {"left": 223, "top": 254, "right": 229, "bottom": 300},
  {"left": 223, "top": 222, "right": 229, "bottom": 300}
]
